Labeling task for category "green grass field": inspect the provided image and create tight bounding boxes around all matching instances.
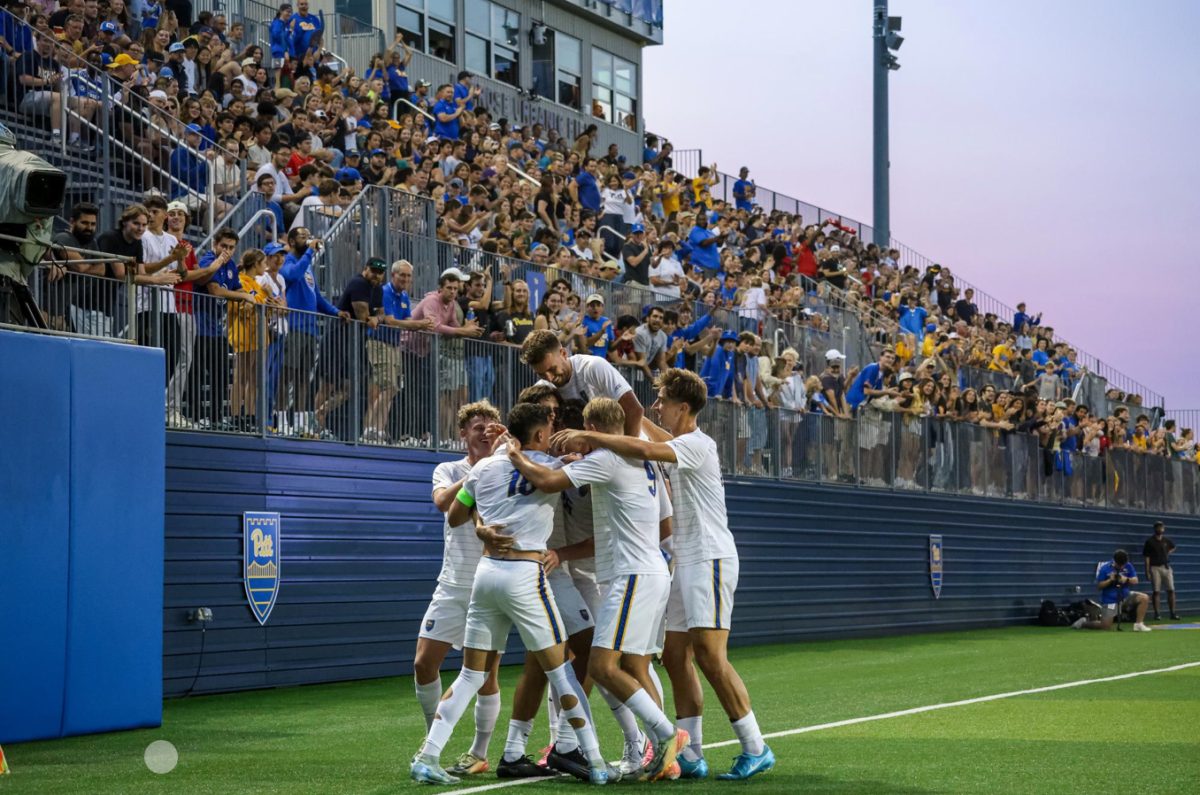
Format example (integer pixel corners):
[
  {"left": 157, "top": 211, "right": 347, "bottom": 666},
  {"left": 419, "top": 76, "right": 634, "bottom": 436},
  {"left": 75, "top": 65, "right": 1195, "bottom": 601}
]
[{"left": 4, "top": 621, "right": 1199, "bottom": 794}]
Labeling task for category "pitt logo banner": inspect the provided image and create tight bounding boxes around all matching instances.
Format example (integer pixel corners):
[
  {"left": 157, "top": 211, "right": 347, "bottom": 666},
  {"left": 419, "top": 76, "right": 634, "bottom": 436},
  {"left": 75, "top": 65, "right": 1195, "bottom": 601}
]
[
  {"left": 244, "top": 512, "right": 281, "bottom": 625},
  {"left": 929, "top": 534, "right": 943, "bottom": 599}
]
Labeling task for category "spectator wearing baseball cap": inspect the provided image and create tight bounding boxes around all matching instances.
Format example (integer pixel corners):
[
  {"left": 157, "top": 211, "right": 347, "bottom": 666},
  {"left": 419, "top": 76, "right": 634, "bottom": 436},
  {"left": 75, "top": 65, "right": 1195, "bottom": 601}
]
[
  {"left": 581, "top": 293, "right": 614, "bottom": 357},
  {"left": 700, "top": 329, "right": 740, "bottom": 399},
  {"left": 820, "top": 349, "right": 851, "bottom": 419},
  {"left": 620, "top": 222, "right": 651, "bottom": 287}
]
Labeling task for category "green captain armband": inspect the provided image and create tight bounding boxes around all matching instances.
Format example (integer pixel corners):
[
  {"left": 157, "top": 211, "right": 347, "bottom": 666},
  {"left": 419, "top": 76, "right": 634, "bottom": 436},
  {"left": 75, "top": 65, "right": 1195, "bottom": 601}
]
[{"left": 456, "top": 489, "right": 476, "bottom": 509}]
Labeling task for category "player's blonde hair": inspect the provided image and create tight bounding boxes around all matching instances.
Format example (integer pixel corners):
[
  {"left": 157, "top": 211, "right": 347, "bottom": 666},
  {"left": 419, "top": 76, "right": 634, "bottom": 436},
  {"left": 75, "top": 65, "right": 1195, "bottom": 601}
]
[
  {"left": 582, "top": 397, "right": 625, "bottom": 435},
  {"left": 457, "top": 400, "right": 501, "bottom": 429},
  {"left": 656, "top": 368, "right": 708, "bottom": 414}
]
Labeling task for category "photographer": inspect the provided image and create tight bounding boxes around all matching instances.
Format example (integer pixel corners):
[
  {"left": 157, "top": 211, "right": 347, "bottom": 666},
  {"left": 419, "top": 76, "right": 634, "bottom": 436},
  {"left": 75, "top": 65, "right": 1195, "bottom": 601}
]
[{"left": 1073, "top": 549, "right": 1152, "bottom": 632}]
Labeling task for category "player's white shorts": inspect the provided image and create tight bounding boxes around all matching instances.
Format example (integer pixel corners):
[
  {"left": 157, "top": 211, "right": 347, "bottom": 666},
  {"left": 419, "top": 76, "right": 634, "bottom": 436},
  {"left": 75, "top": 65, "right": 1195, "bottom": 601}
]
[
  {"left": 548, "top": 567, "right": 595, "bottom": 636},
  {"left": 665, "top": 557, "right": 739, "bottom": 632},
  {"left": 418, "top": 581, "right": 472, "bottom": 649},
  {"left": 594, "top": 572, "right": 670, "bottom": 655},
  {"left": 464, "top": 557, "right": 566, "bottom": 652},
  {"left": 567, "top": 561, "right": 602, "bottom": 614}
]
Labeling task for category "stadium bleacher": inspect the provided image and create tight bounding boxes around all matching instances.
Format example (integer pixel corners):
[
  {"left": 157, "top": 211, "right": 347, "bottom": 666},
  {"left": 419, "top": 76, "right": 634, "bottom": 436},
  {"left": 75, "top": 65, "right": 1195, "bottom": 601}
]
[{"left": 1, "top": 0, "right": 1196, "bottom": 515}]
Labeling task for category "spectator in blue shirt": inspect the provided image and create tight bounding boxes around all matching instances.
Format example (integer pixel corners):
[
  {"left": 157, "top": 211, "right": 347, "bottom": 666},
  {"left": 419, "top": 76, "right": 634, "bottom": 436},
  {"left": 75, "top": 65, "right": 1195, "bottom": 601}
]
[
  {"left": 572, "top": 157, "right": 602, "bottom": 213},
  {"left": 581, "top": 293, "right": 614, "bottom": 357},
  {"left": 1031, "top": 337, "right": 1051, "bottom": 373},
  {"left": 686, "top": 211, "right": 723, "bottom": 275},
  {"left": 453, "top": 70, "right": 477, "bottom": 110},
  {"left": 898, "top": 296, "right": 928, "bottom": 340},
  {"left": 846, "top": 349, "right": 899, "bottom": 412},
  {"left": 701, "top": 331, "right": 739, "bottom": 399},
  {"left": 732, "top": 166, "right": 755, "bottom": 212},
  {"left": 288, "top": 0, "right": 323, "bottom": 60},
  {"left": 192, "top": 228, "right": 251, "bottom": 428},
  {"left": 1013, "top": 302, "right": 1041, "bottom": 333},
  {"left": 364, "top": 259, "right": 436, "bottom": 442},
  {"left": 1073, "top": 550, "right": 1151, "bottom": 631},
  {"left": 431, "top": 82, "right": 469, "bottom": 140},
  {"left": 269, "top": 4, "right": 292, "bottom": 67}
]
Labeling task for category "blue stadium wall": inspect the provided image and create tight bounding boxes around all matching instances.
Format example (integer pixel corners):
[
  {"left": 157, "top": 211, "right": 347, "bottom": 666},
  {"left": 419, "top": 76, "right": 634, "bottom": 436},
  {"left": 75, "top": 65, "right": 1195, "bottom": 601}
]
[{"left": 163, "top": 432, "right": 1199, "bottom": 697}]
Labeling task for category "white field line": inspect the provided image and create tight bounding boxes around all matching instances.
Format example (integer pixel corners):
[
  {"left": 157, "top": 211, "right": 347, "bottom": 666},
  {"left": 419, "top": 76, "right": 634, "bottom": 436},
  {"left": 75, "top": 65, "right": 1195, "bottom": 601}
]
[{"left": 440, "top": 659, "right": 1200, "bottom": 793}]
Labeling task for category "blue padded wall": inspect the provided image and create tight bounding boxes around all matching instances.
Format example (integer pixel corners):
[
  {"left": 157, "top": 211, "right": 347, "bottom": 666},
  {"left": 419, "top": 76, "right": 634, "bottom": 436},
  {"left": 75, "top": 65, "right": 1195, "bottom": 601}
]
[
  {"left": 0, "top": 330, "right": 164, "bottom": 743},
  {"left": 162, "top": 432, "right": 1198, "bottom": 697},
  {"left": 0, "top": 332, "right": 72, "bottom": 743},
  {"left": 61, "top": 339, "right": 165, "bottom": 735}
]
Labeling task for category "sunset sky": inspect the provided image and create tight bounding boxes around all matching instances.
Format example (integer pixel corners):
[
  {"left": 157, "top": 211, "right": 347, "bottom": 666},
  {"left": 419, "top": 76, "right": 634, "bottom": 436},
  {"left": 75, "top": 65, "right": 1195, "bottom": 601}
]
[{"left": 643, "top": 0, "right": 1200, "bottom": 409}]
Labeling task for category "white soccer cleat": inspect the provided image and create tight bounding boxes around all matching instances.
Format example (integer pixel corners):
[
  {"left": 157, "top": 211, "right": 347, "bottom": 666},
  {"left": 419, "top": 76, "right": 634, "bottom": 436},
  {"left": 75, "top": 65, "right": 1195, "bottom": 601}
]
[
  {"left": 1133, "top": 622, "right": 1152, "bottom": 632},
  {"left": 611, "top": 733, "right": 648, "bottom": 777},
  {"left": 1071, "top": 617, "right": 1087, "bottom": 629}
]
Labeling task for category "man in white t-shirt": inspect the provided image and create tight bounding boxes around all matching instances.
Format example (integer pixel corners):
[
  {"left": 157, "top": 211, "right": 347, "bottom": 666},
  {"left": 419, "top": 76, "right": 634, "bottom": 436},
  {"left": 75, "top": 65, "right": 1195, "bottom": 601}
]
[
  {"left": 414, "top": 403, "right": 615, "bottom": 786},
  {"left": 412, "top": 401, "right": 505, "bottom": 779},
  {"left": 649, "top": 240, "right": 685, "bottom": 299},
  {"left": 550, "top": 368, "right": 774, "bottom": 782},
  {"left": 508, "top": 397, "right": 685, "bottom": 782},
  {"left": 521, "top": 329, "right": 643, "bottom": 437}
]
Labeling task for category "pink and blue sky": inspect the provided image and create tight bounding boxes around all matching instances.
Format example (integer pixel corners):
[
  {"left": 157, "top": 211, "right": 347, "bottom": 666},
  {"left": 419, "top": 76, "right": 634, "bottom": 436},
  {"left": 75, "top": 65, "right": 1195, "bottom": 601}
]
[{"left": 643, "top": 0, "right": 1199, "bottom": 409}]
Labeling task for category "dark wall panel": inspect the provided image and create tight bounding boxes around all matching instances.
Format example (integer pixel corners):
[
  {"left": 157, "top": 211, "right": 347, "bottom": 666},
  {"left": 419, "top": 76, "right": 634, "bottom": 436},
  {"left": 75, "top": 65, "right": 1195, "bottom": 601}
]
[{"left": 164, "top": 433, "right": 1199, "bottom": 697}]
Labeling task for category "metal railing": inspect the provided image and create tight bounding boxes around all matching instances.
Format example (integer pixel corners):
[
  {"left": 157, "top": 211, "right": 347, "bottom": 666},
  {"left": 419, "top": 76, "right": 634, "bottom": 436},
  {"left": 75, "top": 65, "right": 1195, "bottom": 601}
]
[{"left": 14, "top": 270, "right": 1197, "bottom": 516}]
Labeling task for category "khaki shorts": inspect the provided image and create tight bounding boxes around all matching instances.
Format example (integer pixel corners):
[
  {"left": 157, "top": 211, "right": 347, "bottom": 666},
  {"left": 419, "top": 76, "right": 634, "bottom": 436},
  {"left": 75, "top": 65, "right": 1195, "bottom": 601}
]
[
  {"left": 366, "top": 339, "right": 402, "bottom": 388},
  {"left": 1151, "top": 566, "right": 1175, "bottom": 592}
]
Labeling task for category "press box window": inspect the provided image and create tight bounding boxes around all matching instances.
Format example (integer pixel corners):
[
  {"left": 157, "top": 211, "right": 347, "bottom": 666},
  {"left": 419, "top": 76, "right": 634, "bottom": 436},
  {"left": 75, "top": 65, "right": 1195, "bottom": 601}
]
[
  {"left": 591, "top": 47, "right": 637, "bottom": 127},
  {"left": 465, "top": 0, "right": 521, "bottom": 87},
  {"left": 395, "top": 0, "right": 456, "bottom": 62}
]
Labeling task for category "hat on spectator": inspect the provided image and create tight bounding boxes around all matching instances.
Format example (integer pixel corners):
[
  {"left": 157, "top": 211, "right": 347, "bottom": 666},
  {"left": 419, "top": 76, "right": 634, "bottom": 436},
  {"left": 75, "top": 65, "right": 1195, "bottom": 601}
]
[
  {"left": 598, "top": 260, "right": 619, "bottom": 270},
  {"left": 481, "top": 167, "right": 497, "bottom": 179},
  {"left": 370, "top": 148, "right": 386, "bottom": 157},
  {"left": 898, "top": 372, "right": 914, "bottom": 383},
  {"left": 241, "top": 57, "right": 257, "bottom": 66},
  {"left": 488, "top": 122, "right": 501, "bottom": 130},
  {"left": 166, "top": 201, "right": 189, "bottom": 215},
  {"left": 311, "top": 109, "right": 327, "bottom": 119},
  {"left": 630, "top": 223, "right": 645, "bottom": 234},
  {"left": 99, "top": 21, "right": 118, "bottom": 34},
  {"left": 168, "top": 42, "right": 185, "bottom": 53},
  {"left": 107, "top": 53, "right": 140, "bottom": 68},
  {"left": 344, "top": 150, "right": 361, "bottom": 159},
  {"left": 586, "top": 293, "right": 604, "bottom": 305},
  {"left": 356, "top": 118, "right": 372, "bottom": 129},
  {"left": 366, "top": 257, "right": 387, "bottom": 272},
  {"left": 184, "top": 123, "right": 203, "bottom": 134},
  {"left": 825, "top": 348, "right": 846, "bottom": 361},
  {"left": 425, "top": 135, "right": 440, "bottom": 144},
  {"left": 183, "top": 37, "right": 199, "bottom": 49},
  {"left": 531, "top": 244, "right": 550, "bottom": 255},
  {"left": 440, "top": 267, "right": 469, "bottom": 281},
  {"left": 720, "top": 331, "right": 739, "bottom": 343},
  {"left": 263, "top": 242, "right": 287, "bottom": 256},
  {"left": 511, "top": 124, "right": 523, "bottom": 132},
  {"left": 335, "top": 167, "right": 363, "bottom": 182},
  {"left": 1054, "top": 401, "right": 1068, "bottom": 409},
  {"left": 925, "top": 322, "right": 936, "bottom": 332},
  {"left": 416, "top": 79, "right": 431, "bottom": 88},
  {"left": 149, "top": 89, "right": 169, "bottom": 100}
]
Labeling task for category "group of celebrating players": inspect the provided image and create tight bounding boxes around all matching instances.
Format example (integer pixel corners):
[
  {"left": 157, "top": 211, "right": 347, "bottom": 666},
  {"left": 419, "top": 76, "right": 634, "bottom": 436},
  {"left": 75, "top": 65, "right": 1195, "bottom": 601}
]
[{"left": 408, "top": 329, "right": 774, "bottom": 786}]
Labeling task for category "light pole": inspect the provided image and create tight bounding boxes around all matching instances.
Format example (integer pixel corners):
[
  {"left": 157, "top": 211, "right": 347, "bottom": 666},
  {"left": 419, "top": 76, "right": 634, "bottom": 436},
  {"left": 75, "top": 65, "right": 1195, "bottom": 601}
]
[{"left": 873, "top": 3, "right": 903, "bottom": 248}]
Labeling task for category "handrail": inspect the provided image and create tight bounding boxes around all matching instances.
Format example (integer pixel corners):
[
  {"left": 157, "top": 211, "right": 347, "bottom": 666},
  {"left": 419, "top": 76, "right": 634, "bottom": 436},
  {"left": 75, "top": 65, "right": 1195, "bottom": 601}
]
[
  {"left": 506, "top": 162, "right": 539, "bottom": 186},
  {"left": 237, "top": 209, "right": 279, "bottom": 243},
  {"left": 394, "top": 97, "right": 434, "bottom": 122},
  {"left": 195, "top": 190, "right": 272, "bottom": 253},
  {"left": 597, "top": 224, "right": 626, "bottom": 241}
]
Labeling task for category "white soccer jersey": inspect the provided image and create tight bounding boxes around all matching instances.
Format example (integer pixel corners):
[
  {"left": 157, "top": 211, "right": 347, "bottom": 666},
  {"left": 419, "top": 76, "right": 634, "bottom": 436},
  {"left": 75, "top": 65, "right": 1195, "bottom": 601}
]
[
  {"left": 666, "top": 429, "right": 739, "bottom": 566},
  {"left": 564, "top": 448, "right": 669, "bottom": 582},
  {"left": 461, "top": 451, "right": 563, "bottom": 551},
  {"left": 431, "top": 458, "right": 481, "bottom": 587},
  {"left": 537, "top": 354, "right": 633, "bottom": 403}
]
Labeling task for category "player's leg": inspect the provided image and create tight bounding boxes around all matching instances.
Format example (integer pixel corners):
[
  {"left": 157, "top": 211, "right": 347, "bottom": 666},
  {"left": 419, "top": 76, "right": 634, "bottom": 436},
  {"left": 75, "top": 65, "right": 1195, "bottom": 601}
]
[
  {"left": 497, "top": 654, "right": 557, "bottom": 779},
  {"left": 447, "top": 652, "right": 503, "bottom": 777},
  {"left": 544, "top": 570, "right": 597, "bottom": 773},
  {"left": 662, "top": 567, "right": 707, "bottom": 776},
  {"left": 412, "top": 647, "right": 498, "bottom": 783},
  {"left": 413, "top": 583, "right": 471, "bottom": 729},
  {"left": 681, "top": 558, "right": 773, "bottom": 781},
  {"left": 589, "top": 573, "right": 683, "bottom": 781}
]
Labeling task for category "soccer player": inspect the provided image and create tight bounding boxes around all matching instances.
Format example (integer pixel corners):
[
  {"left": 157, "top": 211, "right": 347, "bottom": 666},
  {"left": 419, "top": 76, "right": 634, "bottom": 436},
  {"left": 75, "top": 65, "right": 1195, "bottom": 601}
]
[
  {"left": 551, "top": 368, "right": 775, "bottom": 781},
  {"left": 521, "top": 330, "right": 644, "bottom": 437},
  {"left": 410, "top": 403, "right": 615, "bottom": 785},
  {"left": 509, "top": 397, "right": 688, "bottom": 781},
  {"left": 413, "top": 401, "right": 505, "bottom": 777}
]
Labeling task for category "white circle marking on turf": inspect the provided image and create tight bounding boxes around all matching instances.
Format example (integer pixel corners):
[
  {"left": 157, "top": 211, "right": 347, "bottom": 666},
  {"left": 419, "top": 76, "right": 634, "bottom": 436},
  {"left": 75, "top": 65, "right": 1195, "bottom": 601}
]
[{"left": 144, "top": 740, "right": 179, "bottom": 774}]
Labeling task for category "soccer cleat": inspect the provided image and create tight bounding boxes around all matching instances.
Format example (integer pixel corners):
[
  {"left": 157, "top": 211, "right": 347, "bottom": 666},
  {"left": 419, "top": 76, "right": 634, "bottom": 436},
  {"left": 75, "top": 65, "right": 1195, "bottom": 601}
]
[
  {"left": 677, "top": 755, "right": 710, "bottom": 779},
  {"left": 497, "top": 755, "right": 559, "bottom": 778},
  {"left": 611, "top": 734, "right": 648, "bottom": 777},
  {"left": 716, "top": 744, "right": 776, "bottom": 781},
  {"left": 643, "top": 728, "right": 688, "bottom": 781},
  {"left": 410, "top": 757, "right": 460, "bottom": 785},
  {"left": 1171, "top": 613, "right": 1182, "bottom": 620},
  {"left": 535, "top": 744, "right": 553, "bottom": 767},
  {"left": 662, "top": 761, "right": 681, "bottom": 780},
  {"left": 547, "top": 746, "right": 591, "bottom": 781},
  {"left": 1071, "top": 617, "right": 1087, "bottom": 629},
  {"left": 589, "top": 762, "right": 622, "bottom": 785},
  {"left": 1133, "top": 622, "right": 1152, "bottom": 632},
  {"left": 446, "top": 752, "right": 490, "bottom": 776}
]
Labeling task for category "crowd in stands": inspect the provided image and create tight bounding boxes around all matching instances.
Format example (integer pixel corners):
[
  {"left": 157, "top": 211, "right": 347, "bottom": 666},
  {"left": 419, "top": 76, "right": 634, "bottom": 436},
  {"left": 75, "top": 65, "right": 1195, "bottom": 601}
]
[{"left": 3, "top": 0, "right": 1196, "bottom": 499}]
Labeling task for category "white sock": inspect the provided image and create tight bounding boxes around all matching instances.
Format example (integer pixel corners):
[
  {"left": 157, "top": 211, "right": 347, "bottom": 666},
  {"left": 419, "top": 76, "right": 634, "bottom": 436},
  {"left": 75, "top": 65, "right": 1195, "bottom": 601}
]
[
  {"left": 624, "top": 688, "right": 674, "bottom": 742},
  {"left": 545, "top": 663, "right": 602, "bottom": 766},
  {"left": 415, "top": 678, "right": 442, "bottom": 731},
  {"left": 554, "top": 711, "right": 579, "bottom": 754},
  {"left": 677, "top": 715, "right": 703, "bottom": 761},
  {"left": 52, "top": 127, "right": 61, "bottom": 135},
  {"left": 419, "top": 667, "right": 487, "bottom": 762},
  {"left": 731, "top": 710, "right": 764, "bottom": 756},
  {"left": 68, "top": 131, "right": 80, "bottom": 143},
  {"left": 503, "top": 719, "right": 532, "bottom": 762},
  {"left": 599, "top": 685, "right": 642, "bottom": 744},
  {"left": 647, "top": 664, "right": 665, "bottom": 704},
  {"left": 470, "top": 692, "right": 501, "bottom": 759},
  {"left": 546, "top": 692, "right": 560, "bottom": 745}
]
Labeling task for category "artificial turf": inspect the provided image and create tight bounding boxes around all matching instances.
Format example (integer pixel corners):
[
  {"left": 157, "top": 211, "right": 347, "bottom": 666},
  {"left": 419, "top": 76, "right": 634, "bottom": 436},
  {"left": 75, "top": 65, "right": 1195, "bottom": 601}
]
[{"left": 3, "top": 620, "right": 1198, "bottom": 794}]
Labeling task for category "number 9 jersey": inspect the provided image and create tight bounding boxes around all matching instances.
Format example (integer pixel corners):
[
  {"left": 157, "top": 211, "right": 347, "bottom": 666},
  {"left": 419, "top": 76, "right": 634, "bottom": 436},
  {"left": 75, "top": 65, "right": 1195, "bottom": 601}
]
[{"left": 460, "top": 450, "right": 566, "bottom": 551}]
